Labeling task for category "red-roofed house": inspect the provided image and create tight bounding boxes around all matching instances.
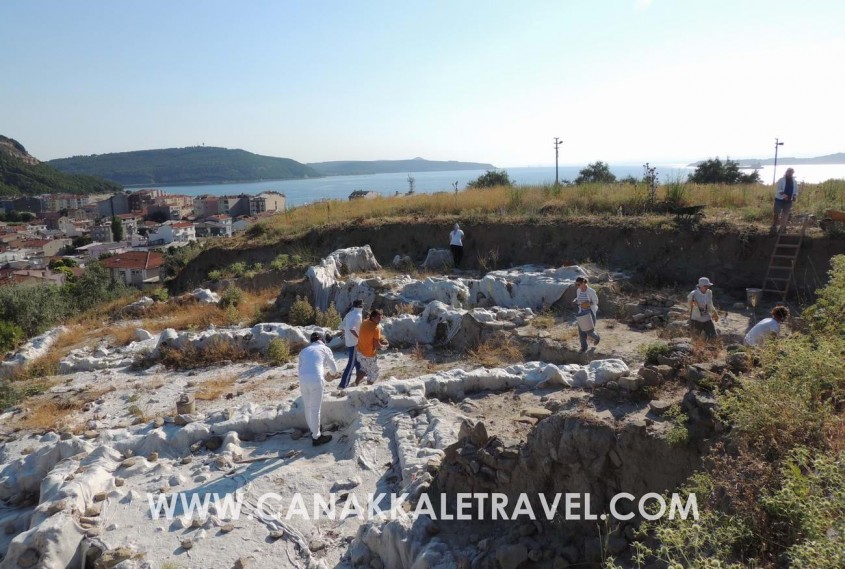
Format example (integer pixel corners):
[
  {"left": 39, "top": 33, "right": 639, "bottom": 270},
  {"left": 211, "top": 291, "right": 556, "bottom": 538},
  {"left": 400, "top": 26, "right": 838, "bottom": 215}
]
[{"left": 100, "top": 251, "right": 165, "bottom": 287}]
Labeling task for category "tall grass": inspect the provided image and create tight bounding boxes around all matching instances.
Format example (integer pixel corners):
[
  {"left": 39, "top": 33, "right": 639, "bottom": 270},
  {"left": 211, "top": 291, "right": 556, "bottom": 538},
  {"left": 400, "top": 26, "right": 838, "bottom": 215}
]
[{"left": 234, "top": 180, "right": 845, "bottom": 246}]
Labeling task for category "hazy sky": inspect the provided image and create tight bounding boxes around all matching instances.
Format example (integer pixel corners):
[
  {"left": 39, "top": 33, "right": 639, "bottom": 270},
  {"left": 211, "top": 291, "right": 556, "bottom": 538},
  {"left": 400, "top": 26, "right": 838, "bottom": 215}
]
[{"left": 2, "top": 1, "right": 843, "bottom": 167}]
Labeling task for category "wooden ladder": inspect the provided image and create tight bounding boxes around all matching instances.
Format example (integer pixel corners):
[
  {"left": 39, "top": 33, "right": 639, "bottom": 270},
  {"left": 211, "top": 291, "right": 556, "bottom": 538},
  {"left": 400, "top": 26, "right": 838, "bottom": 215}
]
[{"left": 761, "top": 216, "right": 812, "bottom": 300}]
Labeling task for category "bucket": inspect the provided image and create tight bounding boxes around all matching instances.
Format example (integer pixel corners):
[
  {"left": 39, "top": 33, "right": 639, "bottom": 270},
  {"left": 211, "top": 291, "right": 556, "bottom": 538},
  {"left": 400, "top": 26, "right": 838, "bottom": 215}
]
[
  {"left": 746, "top": 288, "right": 763, "bottom": 309},
  {"left": 576, "top": 313, "right": 595, "bottom": 332}
]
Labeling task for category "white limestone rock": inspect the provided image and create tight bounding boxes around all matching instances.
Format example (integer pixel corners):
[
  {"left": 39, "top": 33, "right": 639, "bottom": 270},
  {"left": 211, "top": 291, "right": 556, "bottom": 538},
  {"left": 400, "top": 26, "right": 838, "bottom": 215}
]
[
  {"left": 191, "top": 288, "right": 221, "bottom": 304},
  {"left": 421, "top": 248, "right": 454, "bottom": 270},
  {"left": 0, "top": 327, "right": 66, "bottom": 378},
  {"left": 467, "top": 264, "right": 588, "bottom": 310},
  {"left": 399, "top": 277, "right": 470, "bottom": 308},
  {"left": 307, "top": 246, "right": 382, "bottom": 310}
]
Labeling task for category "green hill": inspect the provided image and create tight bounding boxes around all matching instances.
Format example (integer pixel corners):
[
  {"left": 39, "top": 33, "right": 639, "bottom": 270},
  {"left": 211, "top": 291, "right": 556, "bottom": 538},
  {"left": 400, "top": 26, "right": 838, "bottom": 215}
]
[
  {"left": 0, "top": 135, "right": 122, "bottom": 196},
  {"left": 48, "top": 146, "right": 322, "bottom": 186},
  {"left": 307, "top": 157, "right": 496, "bottom": 176}
]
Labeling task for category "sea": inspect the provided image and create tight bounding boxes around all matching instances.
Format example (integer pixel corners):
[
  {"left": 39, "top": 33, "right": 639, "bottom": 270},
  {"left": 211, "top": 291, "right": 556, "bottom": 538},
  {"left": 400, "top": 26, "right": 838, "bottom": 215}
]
[{"left": 141, "top": 163, "right": 845, "bottom": 209}]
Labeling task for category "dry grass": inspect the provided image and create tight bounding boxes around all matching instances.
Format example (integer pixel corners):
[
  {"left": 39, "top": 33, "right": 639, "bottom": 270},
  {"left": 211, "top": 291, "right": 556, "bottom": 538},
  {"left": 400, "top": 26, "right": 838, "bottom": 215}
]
[
  {"left": 229, "top": 180, "right": 845, "bottom": 247},
  {"left": 531, "top": 312, "right": 555, "bottom": 329},
  {"left": 467, "top": 334, "right": 525, "bottom": 368},
  {"left": 18, "top": 401, "right": 76, "bottom": 431},
  {"left": 158, "top": 339, "right": 249, "bottom": 370},
  {"left": 690, "top": 335, "right": 724, "bottom": 363},
  {"left": 139, "top": 288, "right": 277, "bottom": 334},
  {"left": 110, "top": 325, "right": 139, "bottom": 347},
  {"left": 16, "top": 385, "right": 115, "bottom": 431},
  {"left": 194, "top": 374, "right": 238, "bottom": 401}
]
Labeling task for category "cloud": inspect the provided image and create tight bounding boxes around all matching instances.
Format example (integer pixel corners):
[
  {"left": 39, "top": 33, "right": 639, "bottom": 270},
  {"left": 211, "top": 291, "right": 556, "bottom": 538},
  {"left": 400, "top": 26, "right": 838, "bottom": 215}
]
[{"left": 634, "top": 0, "right": 652, "bottom": 11}]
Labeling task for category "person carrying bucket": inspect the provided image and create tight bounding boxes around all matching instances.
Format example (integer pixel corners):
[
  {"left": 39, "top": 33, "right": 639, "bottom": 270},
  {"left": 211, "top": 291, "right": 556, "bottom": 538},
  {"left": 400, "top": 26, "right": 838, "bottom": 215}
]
[{"left": 573, "top": 276, "right": 601, "bottom": 353}]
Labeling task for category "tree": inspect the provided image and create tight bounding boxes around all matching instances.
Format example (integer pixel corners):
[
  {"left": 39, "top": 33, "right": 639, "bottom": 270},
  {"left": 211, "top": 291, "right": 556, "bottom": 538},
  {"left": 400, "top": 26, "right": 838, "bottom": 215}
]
[
  {"left": 467, "top": 170, "right": 512, "bottom": 188},
  {"left": 574, "top": 161, "right": 616, "bottom": 184},
  {"left": 688, "top": 158, "right": 761, "bottom": 184},
  {"left": 111, "top": 216, "right": 124, "bottom": 241}
]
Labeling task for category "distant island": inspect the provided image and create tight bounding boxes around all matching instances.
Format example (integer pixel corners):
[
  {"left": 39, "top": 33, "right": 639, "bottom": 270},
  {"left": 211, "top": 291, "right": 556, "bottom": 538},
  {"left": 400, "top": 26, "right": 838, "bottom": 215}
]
[
  {"left": 48, "top": 146, "right": 322, "bottom": 186},
  {"left": 307, "top": 157, "right": 496, "bottom": 176},
  {"left": 1, "top": 135, "right": 122, "bottom": 196},
  {"left": 687, "top": 152, "right": 845, "bottom": 168},
  {"left": 47, "top": 147, "right": 496, "bottom": 186}
]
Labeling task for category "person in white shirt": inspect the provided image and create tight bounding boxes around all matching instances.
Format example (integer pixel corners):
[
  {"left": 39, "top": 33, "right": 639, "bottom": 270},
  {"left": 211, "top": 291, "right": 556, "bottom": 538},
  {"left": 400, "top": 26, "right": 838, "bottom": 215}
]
[
  {"left": 688, "top": 277, "right": 718, "bottom": 339},
  {"left": 573, "top": 276, "right": 600, "bottom": 353},
  {"left": 338, "top": 299, "right": 364, "bottom": 389},
  {"left": 449, "top": 223, "right": 465, "bottom": 267},
  {"left": 297, "top": 332, "right": 339, "bottom": 447},
  {"left": 744, "top": 306, "right": 790, "bottom": 347},
  {"left": 771, "top": 168, "right": 799, "bottom": 234}
]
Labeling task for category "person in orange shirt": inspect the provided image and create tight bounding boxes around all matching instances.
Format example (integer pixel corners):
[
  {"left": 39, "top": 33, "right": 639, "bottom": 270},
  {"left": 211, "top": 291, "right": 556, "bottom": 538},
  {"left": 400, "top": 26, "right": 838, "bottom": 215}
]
[{"left": 355, "top": 309, "right": 389, "bottom": 385}]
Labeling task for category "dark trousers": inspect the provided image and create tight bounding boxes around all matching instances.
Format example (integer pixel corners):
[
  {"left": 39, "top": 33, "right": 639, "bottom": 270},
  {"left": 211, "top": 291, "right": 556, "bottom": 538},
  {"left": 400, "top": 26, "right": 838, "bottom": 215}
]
[
  {"left": 339, "top": 345, "right": 362, "bottom": 388},
  {"left": 450, "top": 245, "right": 463, "bottom": 267},
  {"left": 690, "top": 319, "right": 717, "bottom": 339}
]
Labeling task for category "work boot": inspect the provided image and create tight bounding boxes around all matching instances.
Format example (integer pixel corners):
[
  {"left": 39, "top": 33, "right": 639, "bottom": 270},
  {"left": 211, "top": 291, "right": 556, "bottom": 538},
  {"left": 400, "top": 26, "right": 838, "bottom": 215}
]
[{"left": 312, "top": 434, "right": 332, "bottom": 447}]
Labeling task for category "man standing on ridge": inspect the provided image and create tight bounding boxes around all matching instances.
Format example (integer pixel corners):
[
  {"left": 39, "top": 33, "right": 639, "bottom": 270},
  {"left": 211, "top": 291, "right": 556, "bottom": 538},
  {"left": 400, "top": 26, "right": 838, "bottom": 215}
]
[
  {"left": 771, "top": 167, "right": 799, "bottom": 234},
  {"left": 298, "top": 331, "right": 338, "bottom": 447},
  {"left": 339, "top": 299, "right": 365, "bottom": 389},
  {"left": 449, "top": 223, "right": 465, "bottom": 268},
  {"left": 356, "top": 309, "right": 389, "bottom": 385}
]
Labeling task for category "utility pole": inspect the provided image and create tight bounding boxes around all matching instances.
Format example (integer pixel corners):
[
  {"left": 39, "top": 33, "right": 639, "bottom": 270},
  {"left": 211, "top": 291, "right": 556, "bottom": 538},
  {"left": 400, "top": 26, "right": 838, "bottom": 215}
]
[
  {"left": 773, "top": 138, "right": 784, "bottom": 185},
  {"left": 553, "top": 137, "right": 563, "bottom": 186}
]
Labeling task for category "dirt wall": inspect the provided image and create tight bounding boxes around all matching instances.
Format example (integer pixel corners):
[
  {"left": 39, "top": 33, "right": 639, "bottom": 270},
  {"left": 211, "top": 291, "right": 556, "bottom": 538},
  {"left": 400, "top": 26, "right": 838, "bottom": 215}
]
[{"left": 172, "top": 220, "right": 845, "bottom": 297}]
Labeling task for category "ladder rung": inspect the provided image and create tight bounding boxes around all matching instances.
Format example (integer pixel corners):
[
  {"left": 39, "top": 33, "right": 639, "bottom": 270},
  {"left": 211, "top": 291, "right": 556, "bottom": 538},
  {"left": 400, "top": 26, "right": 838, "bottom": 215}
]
[
  {"left": 762, "top": 289, "right": 787, "bottom": 294},
  {"left": 775, "top": 244, "right": 801, "bottom": 249},
  {"left": 765, "top": 277, "right": 790, "bottom": 282},
  {"left": 772, "top": 255, "right": 797, "bottom": 259}
]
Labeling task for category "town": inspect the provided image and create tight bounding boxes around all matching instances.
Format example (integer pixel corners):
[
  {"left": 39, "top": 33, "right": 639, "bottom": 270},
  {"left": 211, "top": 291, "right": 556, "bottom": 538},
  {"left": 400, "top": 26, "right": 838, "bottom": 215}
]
[{"left": 0, "top": 189, "right": 286, "bottom": 288}]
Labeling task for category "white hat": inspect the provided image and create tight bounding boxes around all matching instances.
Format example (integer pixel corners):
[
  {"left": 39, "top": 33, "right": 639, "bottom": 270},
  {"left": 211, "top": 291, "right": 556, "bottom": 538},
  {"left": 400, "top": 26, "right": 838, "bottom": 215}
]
[{"left": 698, "top": 277, "right": 714, "bottom": 287}]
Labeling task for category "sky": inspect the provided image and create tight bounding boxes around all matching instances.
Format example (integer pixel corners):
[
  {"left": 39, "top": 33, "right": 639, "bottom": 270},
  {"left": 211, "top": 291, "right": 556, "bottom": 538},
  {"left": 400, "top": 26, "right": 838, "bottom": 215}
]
[{"left": 2, "top": 1, "right": 844, "bottom": 167}]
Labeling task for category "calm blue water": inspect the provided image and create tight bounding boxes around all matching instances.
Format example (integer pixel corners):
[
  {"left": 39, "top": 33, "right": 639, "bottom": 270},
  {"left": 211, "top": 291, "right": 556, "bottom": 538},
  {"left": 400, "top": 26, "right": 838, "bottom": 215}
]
[{"left": 141, "top": 163, "right": 845, "bottom": 208}]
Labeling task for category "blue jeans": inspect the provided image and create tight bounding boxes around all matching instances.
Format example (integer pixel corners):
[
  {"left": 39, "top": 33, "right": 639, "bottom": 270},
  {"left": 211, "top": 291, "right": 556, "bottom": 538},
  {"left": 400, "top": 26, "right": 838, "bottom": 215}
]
[
  {"left": 578, "top": 309, "right": 600, "bottom": 351},
  {"left": 339, "top": 346, "right": 362, "bottom": 388}
]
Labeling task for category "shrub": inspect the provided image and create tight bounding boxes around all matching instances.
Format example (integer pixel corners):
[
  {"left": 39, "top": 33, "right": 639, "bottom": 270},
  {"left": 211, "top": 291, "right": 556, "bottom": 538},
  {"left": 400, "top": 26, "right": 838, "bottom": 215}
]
[
  {"left": 574, "top": 161, "right": 616, "bottom": 185},
  {"left": 0, "top": 321, "right": 24, "bottom": 353},
  {"left": 315, "top": 303, "right": 341, "bottom": 329},
  {"left": 467, "top": 170, "right": 512, "bottom": 189},
  {"left": 803, "top": 255, "right": 845, "bottom": 338},
  {"left": 664, "top": 404, "right": 690, "bottom": 446},
  {"left": 761, "top": 447, "right": 845, "bottom": 568},
  {"left": 289, "top": 296, "right": 315, "bottom": 326},
  {"left": 208, "top": 269, "right": 224, "bottom": 281},
  {"left": 230, "top": 262, "right": 247, "bottom": 278},
  {"left": 219, "top": 286, "right": 244, "bottom": 309},
  {"left": 270, "top": 254, "right": 290, "bottom": 271},
  {"left": 688, "top": 157, "right": 761, "bottom": 184},
  {"left": 150, "top": 288, "right": 169, "bottom": 303},
  {"left": 266, "top": 338, "right": 292, "bottom": 366},
  {"left": 639, "top": 342, "right": 670, "bottom": 365}
]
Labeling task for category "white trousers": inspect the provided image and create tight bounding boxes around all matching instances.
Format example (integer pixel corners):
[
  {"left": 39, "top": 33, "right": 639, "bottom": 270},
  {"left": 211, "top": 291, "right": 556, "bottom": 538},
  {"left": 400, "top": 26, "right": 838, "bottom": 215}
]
[{"left": 300, "top": 379, "right": 324, "bottom": 439}]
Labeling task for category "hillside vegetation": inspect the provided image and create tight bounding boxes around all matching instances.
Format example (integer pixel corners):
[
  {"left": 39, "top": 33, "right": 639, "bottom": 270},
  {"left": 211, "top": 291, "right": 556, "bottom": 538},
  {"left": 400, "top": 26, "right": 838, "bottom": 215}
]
[
  {"left": 307, "top": 157, "right": 495, "bottom": 176},
  {"left": 48, "top": 146, "right": 322, "bottom": 186},
  {"left": 0, "top": 135, "right": 122, "bottom": 196}
]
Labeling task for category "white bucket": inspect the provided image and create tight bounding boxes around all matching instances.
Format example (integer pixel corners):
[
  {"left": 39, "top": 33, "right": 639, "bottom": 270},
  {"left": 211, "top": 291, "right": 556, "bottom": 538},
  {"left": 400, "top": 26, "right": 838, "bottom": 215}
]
[{"left": 576, "top": 313, "right": 595, "bottom": 332}]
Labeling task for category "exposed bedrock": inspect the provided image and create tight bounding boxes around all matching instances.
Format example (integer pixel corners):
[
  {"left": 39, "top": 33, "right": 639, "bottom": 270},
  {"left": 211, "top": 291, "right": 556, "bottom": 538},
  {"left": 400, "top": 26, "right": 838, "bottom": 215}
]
[{"left": 170, "top": 221, "right": 845, "bottom": 296}]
